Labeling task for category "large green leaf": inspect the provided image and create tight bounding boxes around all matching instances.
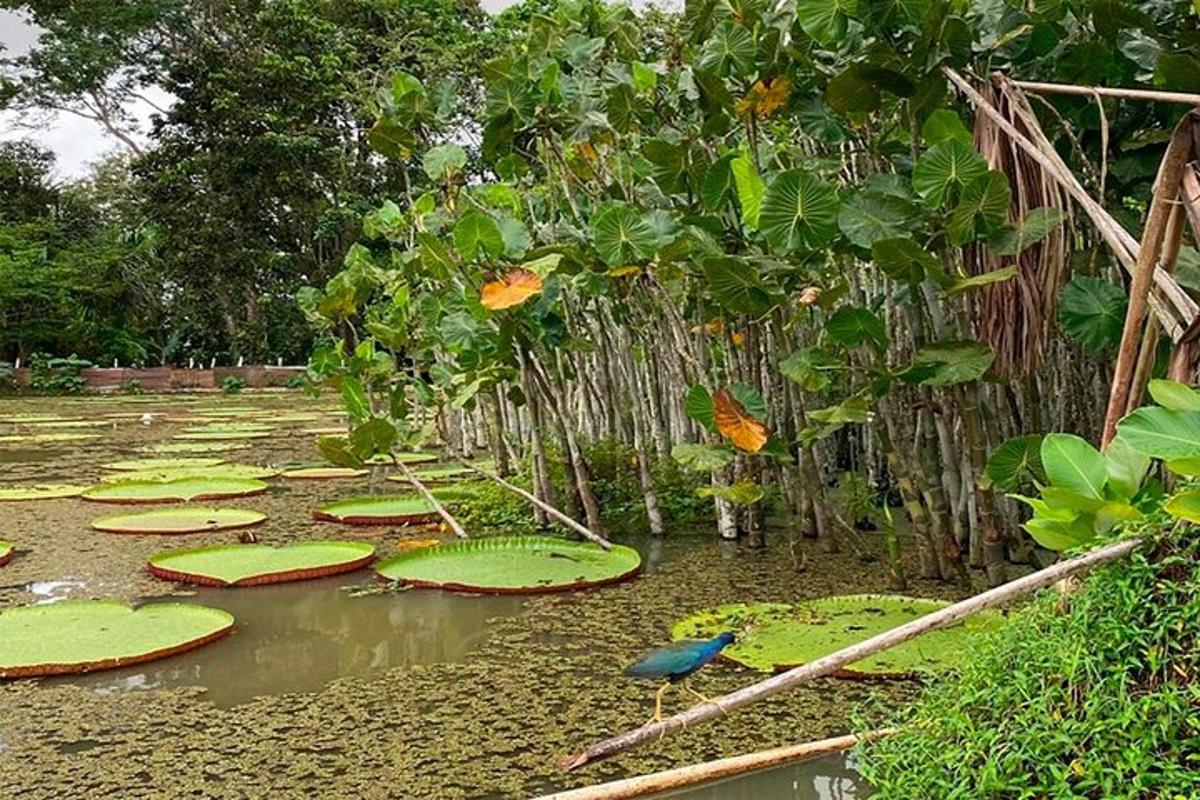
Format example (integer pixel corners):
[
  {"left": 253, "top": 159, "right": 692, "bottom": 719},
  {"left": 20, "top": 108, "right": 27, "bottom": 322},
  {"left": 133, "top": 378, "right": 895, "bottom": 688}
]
[
  {"left": 453, "top": 212, "right": 505, "bottom": 261},
  {"left": 671, "top": 442, "right": 735, "bottom": 471},
  {"left": 826, "top": 306, "right": 888, "bottom": 349},
  {"left": 1147, "top": 379, "right": 1200, "bottom": 412},
  {"left": 375, "top": 536, "right": 641, "bottom": 593},
  {"left": 590, "top": 204, "right": 658, "bottom": 266},
  {"left": 796, "top": 0, "right": 849, "bottom": 45},
  {"left": 701, "top": 153, "right": 736, "bottom": 210},
  {"left": 1117, "top": 407, "right": 1200, "bottom": 460},
  {"left": 838, "top": 191, "right": 921, "bottom": 249},
  {"left": 703, "top": 257, "right": 780, "bottom": 315},
  {"left": 902, "top": 340, "right": 993, "bottom": 386},
  {"left": 947, "top": 171, "right": 1011, "bottom": 246},
  {"left": 912, "top": 140, "right": 988, "bottom": 206},
  {"left": 422, "top": 144, "right": 468, "bottom": 181},
  {"left": 984, "top": 435, "right": 1045, "bottom": 491},
  {"left": 1023, "top": 515, "right": 1095, "bottom": 551},
  {"left": 149, "top": 542, "right": 376, "bottom": 587},
  {"left": 1059, "top": 276, "right": 1127, "bottom": 355},
  {"left": 759, "top": 170, "right": 840, "bottom": 252},
  {"left": 696, "top": 480, "right": 765, "bottom": 505},
  {"left": 1164, "top": 488, "right": 1200, "bottom": 523},
  {"left": 921, "top": 109, "right": 972, "bottom": 145},
  {"left": 779, "top": 347, "right": 842, "bottom": 392},
  {"left": 730, "top": 154, "right": 765, "bottom": 228},
  {"left": 0, "top": 600, "right": 234, "bottom": 678},
  {"left": 987, "top": 207, "right": 1066, "bottom": 256},
  {"left": 1104, "top": 435, "right": 1150, "bottom": 500},
  {"left": 91, "top": 507, "right": 267, "bottom": 534},
  {"left": 685, "top": 385, "right": 716, "bottom": 432},
  {"left": 313, "top": 495, "right": 439, "bottom": 525},
  {"left": 1041, "top": 433, "right": 1107, "bottom": 501},
  {"left": 81, "top": 477, "right": 267, "bottom": 504},
  {"left": 671, "top": 598, "right": 1002, "bottom": 675},
  {"left": 871, "top": 237, "right": 939, "bottom": 284},
  {"left": 696, "top": 21, "right": 756, "bottom": 76}
]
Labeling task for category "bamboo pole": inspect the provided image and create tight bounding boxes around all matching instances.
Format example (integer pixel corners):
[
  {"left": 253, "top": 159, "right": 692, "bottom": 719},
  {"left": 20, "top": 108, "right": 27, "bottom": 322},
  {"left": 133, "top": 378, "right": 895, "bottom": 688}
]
[
  {"left": 562, "top": 537, "right": 1142, "bottom": 770},
  {"left": 1011, "top": 80, "right": 1200, "bottom": 107},
  {"left": 1101, "top": 118, "right": 1194, "bottom": 447},
  {"left": 942, "top": 68, "right": 1195, "bottom": 340},
  {"left": 464, "top": 462, "right": 614, "bottom": 550},
  {"left": 1127, "top": 202, "right": 1187, "bottom": 415},
  {"left": 393, "top": 459, "right": 469, "bottom": 539},
  {"left": 537, "top": 730, "right": 894, "bottom": 800}
]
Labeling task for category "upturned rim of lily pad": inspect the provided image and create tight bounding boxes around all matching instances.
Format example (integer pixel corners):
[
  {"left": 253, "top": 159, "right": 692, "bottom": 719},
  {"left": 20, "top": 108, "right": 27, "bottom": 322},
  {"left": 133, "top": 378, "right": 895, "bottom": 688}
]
[
  {"left": 374, "top": 536, "right": 643, "bottom": 595},
  {"left": 280, "top": 467, "right": 370, "bottom": 480},
  {"left": 91, "top": 507, "right": 268, "bottom": 534},
  {"left": 0, "top": 484, "right": 86, "bottom": 502},
  {"left": 102, "top": 457, "right": 227, "bottom": 471},
  {"left": 82, "top": 477, "right": 268, "bottom": 504},
  {"left": 147, "top": 541, "right": 376, "bottom": 587},
  {"left": 0, "top": 541, "right": 13, "bottom": 568},
  {"left": 312, "top": 494, "right": 440, "bottom": 525},
  {"left": 0, "top": 600, "right": 234, "bottom": 678}
]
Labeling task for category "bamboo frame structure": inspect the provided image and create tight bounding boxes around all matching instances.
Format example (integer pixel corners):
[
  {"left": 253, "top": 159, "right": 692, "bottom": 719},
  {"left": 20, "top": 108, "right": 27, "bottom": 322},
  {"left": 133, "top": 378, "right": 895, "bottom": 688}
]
[{"left": 562, "top": 537, "right": 1141, "bottom": 770}]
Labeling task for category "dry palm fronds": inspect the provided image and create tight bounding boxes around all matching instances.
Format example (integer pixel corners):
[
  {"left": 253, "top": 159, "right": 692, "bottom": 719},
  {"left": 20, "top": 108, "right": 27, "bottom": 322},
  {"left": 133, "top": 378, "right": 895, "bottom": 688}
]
[{"left": 965, "top": 79, "right": 1072, "bottom": 377}]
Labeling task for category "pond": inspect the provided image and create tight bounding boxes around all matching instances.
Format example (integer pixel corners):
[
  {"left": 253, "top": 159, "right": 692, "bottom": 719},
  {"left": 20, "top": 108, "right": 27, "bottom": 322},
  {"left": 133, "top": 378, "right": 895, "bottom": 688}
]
[{"left": 0, "top": 392, "right": 943, "bottom": 799}]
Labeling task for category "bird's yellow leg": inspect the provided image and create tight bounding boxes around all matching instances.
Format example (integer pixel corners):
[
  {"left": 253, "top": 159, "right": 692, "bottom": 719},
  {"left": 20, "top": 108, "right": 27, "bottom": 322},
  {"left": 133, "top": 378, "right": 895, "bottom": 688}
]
[
  {"left": 681, "top": 679, "right": 710, "bottom": 704},
  {"left": 651, "top": 682, "right": 673, "bottom": 723}
]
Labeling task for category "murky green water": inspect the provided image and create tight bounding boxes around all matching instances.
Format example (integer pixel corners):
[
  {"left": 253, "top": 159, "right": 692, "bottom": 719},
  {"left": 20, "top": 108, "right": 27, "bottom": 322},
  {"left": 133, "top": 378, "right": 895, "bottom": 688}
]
[{"left": 660, "top": 754, "right": 865, "bottom": 799}]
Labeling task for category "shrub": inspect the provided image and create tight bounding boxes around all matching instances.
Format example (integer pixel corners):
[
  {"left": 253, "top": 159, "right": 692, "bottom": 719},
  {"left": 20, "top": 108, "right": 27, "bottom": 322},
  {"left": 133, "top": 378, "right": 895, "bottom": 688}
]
[
  {"left": 221, "top": 375, "right": 247, "bottom": 394},
  {"left": 28, "top": 353, "right": 91, "bottom": 395},
  {"left": 118, "top": 378, "right": 144, "bottom": 395}
]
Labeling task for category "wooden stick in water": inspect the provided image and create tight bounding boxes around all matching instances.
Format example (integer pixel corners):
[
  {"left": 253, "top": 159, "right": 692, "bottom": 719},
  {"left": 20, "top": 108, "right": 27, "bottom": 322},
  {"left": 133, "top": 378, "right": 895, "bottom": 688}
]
[
  {"left": 394, "top": 459, "right": 469, "bottom": 539},
  {"left": 536, "top": 729, "right": 894, "bottom": 800},
  {"left": 464, "top": 462, "right": 613, "bottom": 550},
  {"left": 562, "top": 537, "right": 1142, "bottom": 770}
]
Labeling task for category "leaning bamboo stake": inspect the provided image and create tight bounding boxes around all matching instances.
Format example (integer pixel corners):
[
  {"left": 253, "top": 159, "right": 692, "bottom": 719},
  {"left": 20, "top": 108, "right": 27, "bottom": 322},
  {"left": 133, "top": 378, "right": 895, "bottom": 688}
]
[
  {"left": 1101, "top": 118, "right": 1194, "bottom": 447},
  {"left": 538, "top": 729, "right": 894, "bottom": 800},
  {"left": 1127, "top": 203, "right": 1188, "bottom": 415},
  {"left": 464, "top": 462, "right": 614, "bottom": 550},
  {"left": 1012, "top": 80, "right": 1200, "bottom": 106},
  {"left": 562, "top": 537, "right": 1142, "bottom": 770},
  {"left": 393, "top": 460, "right": 469, "bottom": 539}
]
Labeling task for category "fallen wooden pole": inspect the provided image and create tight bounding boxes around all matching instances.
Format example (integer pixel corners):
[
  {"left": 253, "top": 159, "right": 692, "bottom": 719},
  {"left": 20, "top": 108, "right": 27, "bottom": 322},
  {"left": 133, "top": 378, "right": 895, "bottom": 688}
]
[
  {"left": 537, "top": 729, "right": 894, "bottom": 800},
  {"left": 394, "top": 459, "right": 469, "bottom": 539},
  {"left": 464, "top": 463, "right": 613, "bottom": 550},
  {"left": 562, "top": 537, "right": 1142, "bottom": 770},
  {"left": 1011, "top": 79, "right": 1200, "bottom": 106}
]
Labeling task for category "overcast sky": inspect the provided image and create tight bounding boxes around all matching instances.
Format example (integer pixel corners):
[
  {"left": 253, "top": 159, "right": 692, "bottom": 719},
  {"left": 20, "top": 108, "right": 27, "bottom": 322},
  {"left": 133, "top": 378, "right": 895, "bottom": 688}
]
[{"left": 0, "top": 1, "right": 517, "bottom": 181}]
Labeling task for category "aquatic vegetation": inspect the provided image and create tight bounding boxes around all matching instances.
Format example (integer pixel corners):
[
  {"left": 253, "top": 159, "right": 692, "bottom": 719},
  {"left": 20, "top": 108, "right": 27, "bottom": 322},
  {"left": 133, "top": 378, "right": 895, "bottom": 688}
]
[
  {"left": 148, "top": 541, "right": 376, "bottom": 586},
  {"left": 91, "top": 507, "right": 268, "bottom": 534},
  {"left": 672, "top": 597, "right": 1003, "bottom": 676},
  {"left": 99, "top": 465, "right": 279, "bottom": 483},
  {"left": 102, "top": 457, "right": 227, "bottom": 471},
  {"left": 146, "top": 441, "right": 252, "bottom": 454},
  {"left": 81, "top": 477, "right": 268, "bottom": 504},
  {"left": 388, "top": 465, "right": 476, "bottom": 483},
  {"left": 0, "top": 540, "right": 12, "bottom": 567},
  {"left": 0, "top": 600, "right": 234, "bottom": 678},
  {"left": 312, "top": 495, "right": 439, "bottom": 525},
  {"left": 174, "top": 430, "right": 273, "bottom": 441},
  {"left": 0, "top": 484, "right": 86, "bottom": 501},
  {"left": 279, "top": 466, "right": 369, "bottom": 480},
  {"left": 374, "top": 536, "right": 642, "bottom": 594},
  {"left": 0, "top": 432, "right": 99, "bottom": 443}
]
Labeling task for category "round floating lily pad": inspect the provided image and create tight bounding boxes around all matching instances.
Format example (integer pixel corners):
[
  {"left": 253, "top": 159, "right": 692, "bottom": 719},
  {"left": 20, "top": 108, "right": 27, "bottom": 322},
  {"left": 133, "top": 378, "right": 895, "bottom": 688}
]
[
  {"left": 103, "top": 458, "right": 227, "bottom": 472},
  {"left": 81, "top": 477, "right": 268, "bottom": 504},
  {"left": 0, "top": 541, "right": 13, "bottom": 568},
  {"left": 24, "top": 419, "right": 109, "bottom": 428},
  {"left": 280, "top": 467, "right": 369, "bottom": 480},
  {"left": 147, "top": 441, "right": 251, "bottom": 454},
  {"left": 375, "top": 536, "right": 642, "bottom": 594},
  {"left": 174, "top": 430, "right": 273, "bottom": 441},
  {"left": 268, "top": 413, "right": 323, "bottom": 423},
  {"left": 387, "top": 465, "right": 476, "bottom": 483},
  {"left": 3, "top": 414, "right": 70, "bottom": 423},
  {"left": 193, "top": 407, "right": 257, "bottom": 416},
  {"left": 92, "top": 507, "right": 267, "bottom": 534},
  {"left": 148, "top": 541, "right": 375, "bottom": 586},
  {"left": 0, "top": 433, "right": 99, "bottom": 443},
  {"left": 304, "top": 426, "right": 348, "bottom": 435},
  {"left": 182, "top": 423, "right": 273, "bottom": 434},
  {"left": 100, "top": 465, "right": 279, "bottom": 483},
  {"left": 361, "top": 452, "right": 438, "bottom": 465},
  {"left": 0, "top": 484, "right": 86, "bottom": 502},
  {"left": 0, "top": 600, "right": 234, "bottom": 678},
  {"left": 670, "top": 596, "right": 1004, "bottom": 677},
  {"left": 313, "top": 495, "right": 439, "bottom": 525}
]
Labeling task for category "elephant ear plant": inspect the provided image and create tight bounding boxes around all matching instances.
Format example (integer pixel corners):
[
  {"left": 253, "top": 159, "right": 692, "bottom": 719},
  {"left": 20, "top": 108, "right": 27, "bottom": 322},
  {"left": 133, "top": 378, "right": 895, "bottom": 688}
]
[{"left": 1009, "top": 379, "right": 1200, "bottom": 552}]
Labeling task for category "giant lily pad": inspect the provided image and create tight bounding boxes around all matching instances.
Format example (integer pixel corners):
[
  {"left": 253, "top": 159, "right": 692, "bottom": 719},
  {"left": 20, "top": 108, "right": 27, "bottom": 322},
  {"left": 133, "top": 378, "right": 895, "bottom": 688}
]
[
  {"left": 0, "top": 484, "right": 86, "bottom": 502},
  {"left": 92, "top": 507, "right": 267, "bottom": 534},
  {"left": 103, "top": 458, "right": 227, "bottom": 471},
  {"left": 387, "top": 465, "right": 476, "bottom": 483},
  {"left": 0, "top": 600, "right": 234, "bottom": 678},
  {"left": 0, "top": 433, "right": 99, "bottom": 443},
  {"left": 670, "top": 596, "right": 1003, "bottom": 676},
  {"left": 174, "top": 430, "right": 272, "bottom": 441},
  {"left": 24, "top": 420, "right": 110, "bottom": 428},
  {"left": 375, "top": 536, "right": 642, "bottom": 594},
  {"left": 281, "top": 467, "right": 369, "bottom": 480},
  {"left": 148, "top": 541, "right": 375, "bottom": 586},
  {"left": 361, "top": 452, "right": 438, "bottom": 465},
  {"left": 81, "top": 477, "right": 268, "bottom": 504},
  {"left": 183, "top": 422, "right": 273, "bottom": 434},
  {"left": 100, "top": 465, "right": 279, "bottom": 483},
  {"left": 147, "top": 441, "right": 251, "bottom": 454},
  {"left": 313, "top": 495, "right": 439, "bottom": 525},
  {"left": 0, "top": 541, "right": 13, "bottom": 568}
]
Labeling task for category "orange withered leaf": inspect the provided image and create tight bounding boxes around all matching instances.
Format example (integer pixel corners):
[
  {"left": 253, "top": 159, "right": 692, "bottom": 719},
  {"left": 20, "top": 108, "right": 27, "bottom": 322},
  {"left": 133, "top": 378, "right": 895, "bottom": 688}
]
[
  {"left": 713, "top": 388, "right": 769, "bottom": 453},
  {"left": 735, "top": 77, "right": 791, "bottom": 120},
  {"left": 480, "top": 268, "right": 543, "bottom": 310}
]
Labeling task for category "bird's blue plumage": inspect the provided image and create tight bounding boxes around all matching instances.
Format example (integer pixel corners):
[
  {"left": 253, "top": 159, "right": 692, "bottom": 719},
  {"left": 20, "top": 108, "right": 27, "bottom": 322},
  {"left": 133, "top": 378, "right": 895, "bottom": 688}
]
[{"left": 624, "top": 632, "right": 736, "bottom": 682}]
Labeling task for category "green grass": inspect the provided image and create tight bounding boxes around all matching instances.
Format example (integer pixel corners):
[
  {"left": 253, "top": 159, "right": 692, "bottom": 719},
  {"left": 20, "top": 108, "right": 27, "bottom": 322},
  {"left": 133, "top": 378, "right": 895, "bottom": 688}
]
[{"left": 857, "top": 529, "right": 1200, "bottom": 798}]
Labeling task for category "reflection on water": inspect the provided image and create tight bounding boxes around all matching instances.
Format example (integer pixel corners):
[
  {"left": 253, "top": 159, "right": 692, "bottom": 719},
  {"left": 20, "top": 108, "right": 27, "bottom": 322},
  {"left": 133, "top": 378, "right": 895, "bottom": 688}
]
[
  {"left": 58, "top": 576, "right": 525, "bottom": 706},
  {"left": 659, "top": 753, "right": 866, "bottom": 800},
  {"left": 27, "top": 580, "right": 89, "bottom": 604}
]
